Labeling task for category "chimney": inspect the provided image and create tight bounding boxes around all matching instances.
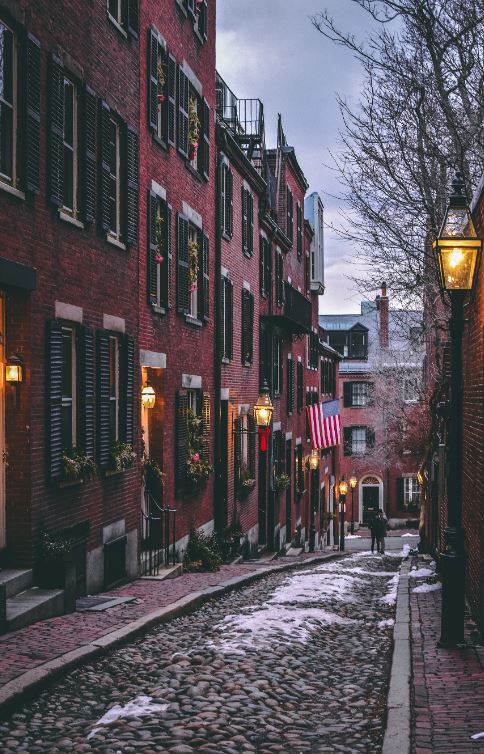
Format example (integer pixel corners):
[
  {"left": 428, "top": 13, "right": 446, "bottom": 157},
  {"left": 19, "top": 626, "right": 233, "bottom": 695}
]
[{"left": 379, "top": 282, "right": 389, "bottom": 348}]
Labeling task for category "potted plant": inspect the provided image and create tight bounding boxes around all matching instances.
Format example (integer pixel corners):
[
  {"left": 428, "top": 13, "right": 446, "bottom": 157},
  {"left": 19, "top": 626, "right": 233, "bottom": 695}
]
[
  {"left": 239, "top": 464, "right": 256, "bottom": 498},
  {"left": 155, "top": 215, "right": 164, "bottom": 264},
  {"left": 110, "top": 441, "right": 136, "bottom": 472},
  {"left": 188, "top": 97, "right": 200, "bottom": 161},
  {"left": 61, "top": 448, "right": 97, "bottom": 483},
  {"left": 188, "top": 238, "right": 199, "bottom": 293},
  {"left": 38, "top": 530, "right": 75, "bottom": 589},
  {"left": 157, "top": 61, "right": 166, "bottom": 104},
  {"left": 185, "top": 409, "right": 213, "bottom": 492},
  {"left": 274, "top": 472, "right": 291, "bottom": 494},
  {"left": 142, "top": 455, "right": 165, "bottom": 487}
]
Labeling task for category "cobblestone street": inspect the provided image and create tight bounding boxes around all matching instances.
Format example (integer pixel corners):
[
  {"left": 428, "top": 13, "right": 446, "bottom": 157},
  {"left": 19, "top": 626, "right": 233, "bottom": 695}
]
[{"left": 0, "top": 553, "right": 403, "bottom": 754}]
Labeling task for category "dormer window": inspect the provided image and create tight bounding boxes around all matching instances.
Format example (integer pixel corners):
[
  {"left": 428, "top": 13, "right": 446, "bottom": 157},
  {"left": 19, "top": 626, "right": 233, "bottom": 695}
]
[{"left": 349, "top": 328, "right": 368, "bottom": 359}]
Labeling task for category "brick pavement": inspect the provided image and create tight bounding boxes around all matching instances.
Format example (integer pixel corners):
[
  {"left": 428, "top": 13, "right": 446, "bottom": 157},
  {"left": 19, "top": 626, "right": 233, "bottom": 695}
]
[
  {"left": 410, "top": 559, "right": 484, "bottom": 754},
  {"left": 0, "top": 551, "right": 327, "bottom": 690}
]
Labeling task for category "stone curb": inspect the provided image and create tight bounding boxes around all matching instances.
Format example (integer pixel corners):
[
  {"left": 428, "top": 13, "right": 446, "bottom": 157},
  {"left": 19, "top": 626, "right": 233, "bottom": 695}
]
[
  {"left": 382, "top": 557, "right": 411, "bottom": 754},
  {"left": 0, "top": 551, "right": 346, "bottom": 717}
]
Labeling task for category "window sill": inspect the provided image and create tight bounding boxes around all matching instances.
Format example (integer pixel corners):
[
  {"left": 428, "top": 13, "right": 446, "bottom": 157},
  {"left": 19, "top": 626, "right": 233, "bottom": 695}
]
[
  {"left": 0, "top": 181, "right": 25, "bottom": 201},
  {"left": 185, "top": 161, "right": 204, "bottom": 183},
  {"left": 243, "top": 360, "right": 253, "bottom": 368},
  {"left": 184, "top": 314, "right": 203, "bottom": 328},
  {"left": 193, "top": 27, "right": 204, "bottom": 45},
  {"left": 152, "top": 303, "right": 167, "bottom": 315},
  {"left": 107, "top": 12, "right": 128, "bottom": 38},
  {"left": 222, "top": 231, "right": 233, "bottom": 242},
  {"left": 152, "top": 132, "right": 168, "bottom": 151},
  {"left": 106, "top": 234, "right": 127, "bottom": 251},
  {"left": 222, "top": 356, "right": 231, "bottom": 364},
  {"left": 104, "top": 468, "right": 125, "bottom": 478},
  {"left": 59, "top": 478, "right": 84, "bottom": 489},
  {"left": 59, "top": 209, "right": 84, "bottom": 229}
]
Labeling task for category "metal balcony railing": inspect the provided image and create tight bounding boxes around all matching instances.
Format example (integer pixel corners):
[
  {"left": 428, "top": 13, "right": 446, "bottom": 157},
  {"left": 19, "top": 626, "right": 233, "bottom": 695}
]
[
  {"left": 283, "top": 282, "right": 312, "bottom": 333},
  {"left": 216, "top": 72, "right": 265, "bottom": 170}
]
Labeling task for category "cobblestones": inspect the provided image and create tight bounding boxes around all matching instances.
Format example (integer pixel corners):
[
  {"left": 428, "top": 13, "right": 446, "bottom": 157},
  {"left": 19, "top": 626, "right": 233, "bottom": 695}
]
[{"left": 0, "top": 553, "right": 401, "bottom": 753}]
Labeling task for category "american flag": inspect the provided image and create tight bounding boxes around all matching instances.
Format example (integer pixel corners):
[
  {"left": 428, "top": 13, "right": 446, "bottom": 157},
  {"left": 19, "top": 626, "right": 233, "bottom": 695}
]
[{"left": 307, "top": 399, "right": 342, "bottom": 450}]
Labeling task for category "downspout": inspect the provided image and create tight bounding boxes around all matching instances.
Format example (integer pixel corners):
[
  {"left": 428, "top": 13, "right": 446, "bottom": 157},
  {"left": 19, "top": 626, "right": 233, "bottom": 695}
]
[{"left": 213, "top": 124, "right": 225, "bottom": 533}]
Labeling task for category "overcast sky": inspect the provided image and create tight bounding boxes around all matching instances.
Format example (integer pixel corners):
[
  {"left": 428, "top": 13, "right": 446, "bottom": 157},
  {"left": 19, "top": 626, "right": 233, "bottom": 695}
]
[{"left": 216, "top": 1, "right": 377, "bottom": 314}]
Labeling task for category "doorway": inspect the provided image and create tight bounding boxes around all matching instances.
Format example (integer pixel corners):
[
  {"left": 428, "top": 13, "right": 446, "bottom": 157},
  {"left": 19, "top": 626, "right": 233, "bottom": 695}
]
[{"left": 360, "top": 475, "right": 382, "bottom": 523}]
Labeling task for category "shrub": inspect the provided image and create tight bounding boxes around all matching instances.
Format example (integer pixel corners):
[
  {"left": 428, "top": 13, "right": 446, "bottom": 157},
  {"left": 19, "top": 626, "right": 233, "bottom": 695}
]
[{"left": 184, "top": 529, "right": 223, "bottom": 572}]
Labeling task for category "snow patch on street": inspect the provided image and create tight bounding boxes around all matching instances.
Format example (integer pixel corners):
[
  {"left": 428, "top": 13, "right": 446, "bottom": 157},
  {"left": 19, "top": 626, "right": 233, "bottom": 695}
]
[
  {"left": 412, "top": 582, "right": 442, "bottom": 594},
  {"left": 349, "top": 567, "right": 401, "bottom": 577},
  {"left": 345, "top": 534, "right": 361, "bottom": 539},
  {"left": 378, "top": 618, "right": 395, "bottom": 629},
  {"left": 409, "top": 568, "right": 434, "bottom": 578},
  {"left": 471, "top": 732, "right": 484, "bottom": 740},
  {"left": 270, "top": 572, "right": 364, "bottom": 604},
  {"left": 401, "top": 533, "right": 418, "bottom": 537},
  {"left": 380, "top": 574, "right": 400, "bottom": 605},
  {"left": 87, "top": 695, "right": 169, "bottom": 739}
]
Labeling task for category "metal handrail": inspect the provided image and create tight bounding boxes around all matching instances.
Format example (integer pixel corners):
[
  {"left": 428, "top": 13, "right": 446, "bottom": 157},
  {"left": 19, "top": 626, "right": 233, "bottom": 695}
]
[{"left": 141, "top": 490, "right": 177, "bottom": 575}]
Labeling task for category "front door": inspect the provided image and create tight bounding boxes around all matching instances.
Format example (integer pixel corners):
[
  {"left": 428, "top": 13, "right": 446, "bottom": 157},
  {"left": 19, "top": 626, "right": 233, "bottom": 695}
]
[
  {"left": 0, "top": 294, "right": 5, "bottom": 551},
  {"left": 363, "top": 486, "right": 380, "bottom": 523}
]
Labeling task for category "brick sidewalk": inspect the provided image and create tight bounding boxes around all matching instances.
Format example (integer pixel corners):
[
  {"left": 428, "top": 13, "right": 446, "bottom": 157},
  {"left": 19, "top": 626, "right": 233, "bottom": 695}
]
[
  {"left": 0, "top": 551, "right": 330, "bottom": 691},
  {"left": 410, "top": 563, "right": 484, "bottom": 753}
]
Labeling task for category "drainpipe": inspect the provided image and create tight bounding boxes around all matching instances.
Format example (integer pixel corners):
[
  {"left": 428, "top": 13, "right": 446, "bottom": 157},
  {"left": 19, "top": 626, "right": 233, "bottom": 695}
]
[{"left": 213, "top": 125, "right": 225, "bottom": 533}]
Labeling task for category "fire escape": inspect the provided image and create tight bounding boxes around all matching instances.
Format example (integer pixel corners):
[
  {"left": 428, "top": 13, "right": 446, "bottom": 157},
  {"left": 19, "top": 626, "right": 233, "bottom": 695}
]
[{"left": 216, "top": 72, "right": 265, "bottom": 174}]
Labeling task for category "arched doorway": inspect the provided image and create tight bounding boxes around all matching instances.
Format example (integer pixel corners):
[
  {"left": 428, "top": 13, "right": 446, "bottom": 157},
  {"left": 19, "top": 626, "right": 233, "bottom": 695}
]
[{"left": 359, "top": 475, "right": 383, "bottom": 524}]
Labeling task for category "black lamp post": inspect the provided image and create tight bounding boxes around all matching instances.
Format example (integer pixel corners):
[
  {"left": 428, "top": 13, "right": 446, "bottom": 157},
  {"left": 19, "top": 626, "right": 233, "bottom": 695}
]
[
  {"left": 338, "top": 477, "right": 348, "bottom": 552},
  {"left": 349, "top": 474, "right": 357, "bottom": 535},
  {"left": 433, "top": 172, "right": 482, "bottom": 647}
]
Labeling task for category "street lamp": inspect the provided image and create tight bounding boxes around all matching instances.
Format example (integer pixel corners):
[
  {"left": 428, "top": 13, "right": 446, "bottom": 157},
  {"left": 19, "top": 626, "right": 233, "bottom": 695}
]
[
  {"left": 433, "top": 171, "right": 482, "bottom": 647},
  {"left": 338, "top": 477, "right": 348, "bottom": 552},
  {"left": 308, "top": 449, "right": 319, "bottom": 471},
  {"left": 141, "top": 381, "right": 156, "bottom": 409},
  {"left": 308, "top": 450, "right": 320, "bottom": 552},
  {"left": 253, "top": 380, "right": 273, "bottom": 451},
  {"left": 349, "top": 474, "right": 357, "bottom": 535}
]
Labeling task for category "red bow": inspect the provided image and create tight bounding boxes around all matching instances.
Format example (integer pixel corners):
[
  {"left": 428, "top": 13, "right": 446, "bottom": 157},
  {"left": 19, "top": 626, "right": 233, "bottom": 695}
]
[{"left": 258, "top": 427, "right": 271, "bottom": 451}]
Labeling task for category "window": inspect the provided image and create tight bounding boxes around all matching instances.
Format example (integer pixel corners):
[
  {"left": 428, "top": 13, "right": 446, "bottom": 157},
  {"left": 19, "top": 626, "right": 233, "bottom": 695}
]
[
  {"left": 287, "top": 357, "right": 294, "bottom": 414},
  {"left": 176, "top": 217, "right": 209, "bottom": 322},
  {"left": 272, "top": 336, "right": 283, "bottom": 396},
  {"left": 260, "top": 236, "right": 271, "bottom": 297},
  {"left": 193, "top": 0, "right": 208, "bottom": 41},
  {"left": 275, "top": 249, "right": 284, "bottom": 307},
  {"left": 402, "top": 377, "right": 419, "bottom": 403},
  {"left": 294, "top": 444, "right": 304, "bottom": 495},
  {"left": 188, "top": 224, "right": 199, "bottom": 318},
  {"left": 148, "top": 192, "right": 171, "bottom": 309},
  {"left": 108, "top": 0, "right": 125, "bottom": 26},
  {"left": 175, "top": 389, "right": 210, "bottom": 497},
  {"left": 349, "top": 329, "right": 367, "bottom": 359},
  {"left": 321, "top": 358, "right": 336, "bottom": 396},
  {"left": 107, "top": 118, "right": 122, "bottom": 239},
  {"left": 107, "top": 0, "right": 138, "bottom": 36},
  {"left": 108, "top": 335, "right": 120, "bottom": 443},
  {"left": 309, "top": 332, "right": 319, "bottom": 369},
  {"left": 221, "top": 162, "right": 233, "bottom": 237},
  {"left": 242, "top": 187, "right": 254, "bottom": 257},
  {"left": 221, "top": 276, "right": 233, "bottom": 360},
  {"left": 61, "top": 76, "right": 79, "bottom": 213},
  {"left": 297, "top": 360, "right": 303, "bottom": 412},
  {"left": 61, "top": 326, "right": 77, "bottom": 450},
  {"left": 296, "top": 201, "right": 302, "bottom": 259},
  {"left": 241, "top": 289, "right": 254, "bottom": 365},
  {"left": 404, "top": 477, "right": 420, "bottom": 506},
  {"left": 286, "top": 185, "right": 293, "bottom": 243},
  {"left": 327, "top": 331, "right": 348, "bottom": 357},
  {"left": 344, "top": 426, "right": 375, "bottom": 455},
  {"left": 343, "top": 381, "right": 373, "bottom": 407},
  {"left": 0, "top": 21, "right": 15, "bottom": 186}
]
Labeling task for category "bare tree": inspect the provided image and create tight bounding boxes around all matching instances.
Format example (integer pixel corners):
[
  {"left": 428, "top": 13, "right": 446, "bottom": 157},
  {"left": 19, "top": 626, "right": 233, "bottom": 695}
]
[{"left": 312, "top": 0, "right": 484, "bottom": 307}]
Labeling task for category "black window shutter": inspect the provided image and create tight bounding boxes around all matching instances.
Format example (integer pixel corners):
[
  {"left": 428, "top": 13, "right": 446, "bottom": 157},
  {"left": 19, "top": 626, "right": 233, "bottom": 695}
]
[
  {"left": 99, "top": 101, "right": 111, "bottom": 233},
  {"left": 201, "top": 97, "right": 210, "bottom": 180},
  {"left": 297, "top": 202, "right": 302, "bottom": 259},
  {"left": 167, "top": 53, "right": 176, "bottom": 147},
  {"left": 248, "top": 191, "right": 254, "bottom": 256},
  {"left": 176, "top": 213, "right": 189, "bottom": 313},
  {"left": 122, "top": 334, "right": 135, "bottom": 445},
  {"left": 48, "top": 54, "right": 64, "bottom": 207},
  {"left": 97, "top": 330, "right": 111, "bottom": 468},
  {"left": 366, "top": 427, "right": 375, "bottom": 449},
  {"left": 46, "top": 320, "right": 64, "bottom": 481},
  {"left": 286, "top": 187, "right": 293, "bottom": 242},
  {"left": 220, "top": 162, "right": 226, "bottom": 233},
  {"left": 343, "top": 382, "right": 352, "bottom": 407},
  {"left": 201, "top": 232, "right": 210, "bottom": 321},
  {"left": 272, "top": 337, "right": 278, "bottom": 394},
  {"left": 343, "top": 427, "right": 352, "bottom": 456},
  {"left": 397, "top": 478, "right": 405, "bottom": 510},
  {"left": 297, "top": 360, "right": 303, "bottom": 412},
  {"left": 175, "top": 390, "right": 188, "bottom": 496},
  {"left": 201, "top": 0, "right": 208, "bottom": 40},
  {"left": 25, "top": 33, "right": 41, "bottom": 193},
  {"left": 127, "top": 0, "right": 139, "bottom": 38},
  {"left": 79, "top": 326, "right": 95, "bottom": 459},
  {"left": 242, "top": 188, "right": 248, "bottom": 256},
  {"left": 159, "top": 199, "right": 170, "bottom": 308},
  {"left": 126, "top": 125, "right": 139, "bottom": 245},
  {"left": 248, "top": 414, "right": 256, "bottom": 478},
  {"left": 287, "top": 358, "right": 294, "bottom": 414},
  {"left": 241, "top": 288, "right": 249, "bottom": 364},
  {"left": 279, "top": 340, "right": 283, "bottom": 395},
  {"left": 234, "top": 416, "right": 242, "bottom": 494},
  {"left": 148, "top": 190, "right": 158, "bottom": 305},
  {"left": 225, "top": 167, "right": 233, "bottom": 236},
  {"left": 227, "top": 279, "right": 233, "bottom": 359},
  {"left": 202, "top": 392, "right": 211, "bottom": 462},
  {"left": 298, "top": 445, "right": 304, "bottom": 492},
  {"left": 219, "top": 277, "right": 225, "bottom": 359},
  {"left": 82, "top": 86, "right": 97, "bottom": 224},
  {"left": 259, "top": 237, "right": 265, "bottom": 295},
  {"left": 249, "top": 292, "right": 254, "bottom": 363},
  {"left": 148, "top": 29, "right": 159, "bottom": 131},
  {"left": 177, "top": 65, "right": 189, "bottom": 157}
]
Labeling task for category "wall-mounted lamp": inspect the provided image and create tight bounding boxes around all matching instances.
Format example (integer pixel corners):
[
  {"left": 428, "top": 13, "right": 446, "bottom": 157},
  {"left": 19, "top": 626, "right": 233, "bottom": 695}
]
[
  {"left": 5, "top": 355, "right": 23, "bottom": 384},
  {"left": 141, "top": 381, "right": 156, "bottom": 409},
  {"left": 308, "top": 449, "right": 319, "bottom": 471}
]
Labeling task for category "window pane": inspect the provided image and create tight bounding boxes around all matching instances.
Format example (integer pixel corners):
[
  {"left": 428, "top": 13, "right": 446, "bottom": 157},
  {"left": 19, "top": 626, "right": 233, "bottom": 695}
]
[
  {"left": 61, "top": 404, "right": 73, "bottom": 450},
  {"left": 64, "top": 79, "right": 74, "bottom": 147},
  {"left": 108, "top": 0, "right": 118, "bottom": 18},
  {"left": 109, "top": 338, "right": 116, "bottom": 397},
  {"left": 0, "top": 24, "right": 13, "bottom": 104},
  {"left": 62, "top": 331, "right": 73, "bottom": 398},
  {"left": 0, "top": 101, "right": 13, "bottom": 178},
  {"left": 352, "top": 427, "right": 366, "bottom": 454},
  {"left": 63, "top": 145, "right": 73, "bottom": 209}
]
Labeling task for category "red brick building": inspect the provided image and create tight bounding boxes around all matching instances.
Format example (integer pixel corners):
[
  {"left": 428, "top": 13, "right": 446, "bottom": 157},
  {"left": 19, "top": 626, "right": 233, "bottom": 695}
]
[
  {"left": 138, "top": 0, "right": 216, "bottom": 561},
  {"left": 321, "top": 286, "right": 425, "bottom": 528},
  {"left": 0, "top": 0, "right": 140, "bottom": 594}
]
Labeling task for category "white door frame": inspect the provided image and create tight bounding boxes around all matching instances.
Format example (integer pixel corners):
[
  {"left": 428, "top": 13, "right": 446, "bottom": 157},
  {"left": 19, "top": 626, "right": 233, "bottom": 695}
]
[{"left": 358, "top": 474, "right": 383, "bottom": 522}]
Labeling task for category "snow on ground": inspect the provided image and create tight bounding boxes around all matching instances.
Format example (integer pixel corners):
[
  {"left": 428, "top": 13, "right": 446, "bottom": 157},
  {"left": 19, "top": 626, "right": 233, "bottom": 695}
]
[
  {"left": 345, "top": 534, "right": 361, "bottom": 539},
  {"left": 412, "top": 582, "right": 442, "bottom": 594},
  {"left": 386, "top": 544, "right": 412, "bottom": 559},
  {"left": 401, "top": 533, "right": 418, "bottom": 537},
  {"left": 380, "top": 574, "right": 400, "bottom": 605},
  {"left": 87, "top": 696, "right": 169, "bottom": 739},
  {"left": 409, "top": 568, "right": 434, "bottom": 578},
  {"left": 471, "top": 732, "right": 484, "bottom": 740},
  {"left": 269, "top": 571, "right": 365, "bottom": 604},
  {"left": 378, "top": 618, "right": 395, "bottom": 629},
  {"left": 349, "top": 567, "right": 401, "bottom": 577}
]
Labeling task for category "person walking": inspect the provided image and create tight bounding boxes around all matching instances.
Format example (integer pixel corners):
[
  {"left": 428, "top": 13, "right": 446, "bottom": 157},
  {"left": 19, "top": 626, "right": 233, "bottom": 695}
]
[
  {"left": 375, "top": 510, "right": 388, "bottom": 555},
  {"left": 369, "top": 513, "right": 379, "bottom": 553}
]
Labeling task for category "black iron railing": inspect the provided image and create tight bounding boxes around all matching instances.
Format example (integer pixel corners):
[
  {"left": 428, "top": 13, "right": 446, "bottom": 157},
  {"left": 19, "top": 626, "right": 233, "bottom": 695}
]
[
  {"left": 283, "top": 282, "right": 312, "bottom": 333},
  {"left": 216, "top": 72, "right": 265, "bottom": 170},
  {"left": 141, "top": 490, "right": 177, "bottom": 576}
]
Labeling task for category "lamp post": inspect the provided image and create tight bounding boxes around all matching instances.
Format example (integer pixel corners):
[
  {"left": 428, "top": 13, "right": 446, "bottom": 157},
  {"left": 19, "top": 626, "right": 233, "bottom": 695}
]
[
  {"left": 349, "top": 474, "right": 357, "bottom": 535},
  {"left": 433, "top": 171, "right": 482, "bottom": 647},
  {"left": 338, "top": 477, "right": 348, "bottom": 552},
  {"left": 308, "top": 450, "right": 319, "bottom": 552}
]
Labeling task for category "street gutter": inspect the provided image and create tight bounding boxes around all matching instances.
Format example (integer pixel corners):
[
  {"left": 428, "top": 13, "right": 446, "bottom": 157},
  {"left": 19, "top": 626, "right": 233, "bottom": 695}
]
[
  {"left": 382, "top": 557, "right": 412, "bottom": 754},
  {"left": 0, "top": 551, "right": 346, "bottom": 717}
]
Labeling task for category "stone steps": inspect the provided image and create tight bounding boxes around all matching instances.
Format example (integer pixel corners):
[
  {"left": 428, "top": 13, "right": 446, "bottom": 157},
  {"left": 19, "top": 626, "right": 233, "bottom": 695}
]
[
  {"left": 0, "top": 568, "right": 33, "bottom": 599},
  {"left": 5, "top": 587, "right": 65, "bottom": 632}
]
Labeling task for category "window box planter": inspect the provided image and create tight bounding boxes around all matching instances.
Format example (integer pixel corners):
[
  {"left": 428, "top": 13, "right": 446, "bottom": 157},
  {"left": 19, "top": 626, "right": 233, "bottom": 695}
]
[
  {"left": 59, "top": 478, "right": 84, "bottom": 489},
  {"left": 239, "top": 480, "right": 256, "bottom": 499},
  {"left": 104, "top": 468, "right": 125, "bottom": 478},
  {"left": 274, "top": 473, "right": 291, "bottom": 495}
]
